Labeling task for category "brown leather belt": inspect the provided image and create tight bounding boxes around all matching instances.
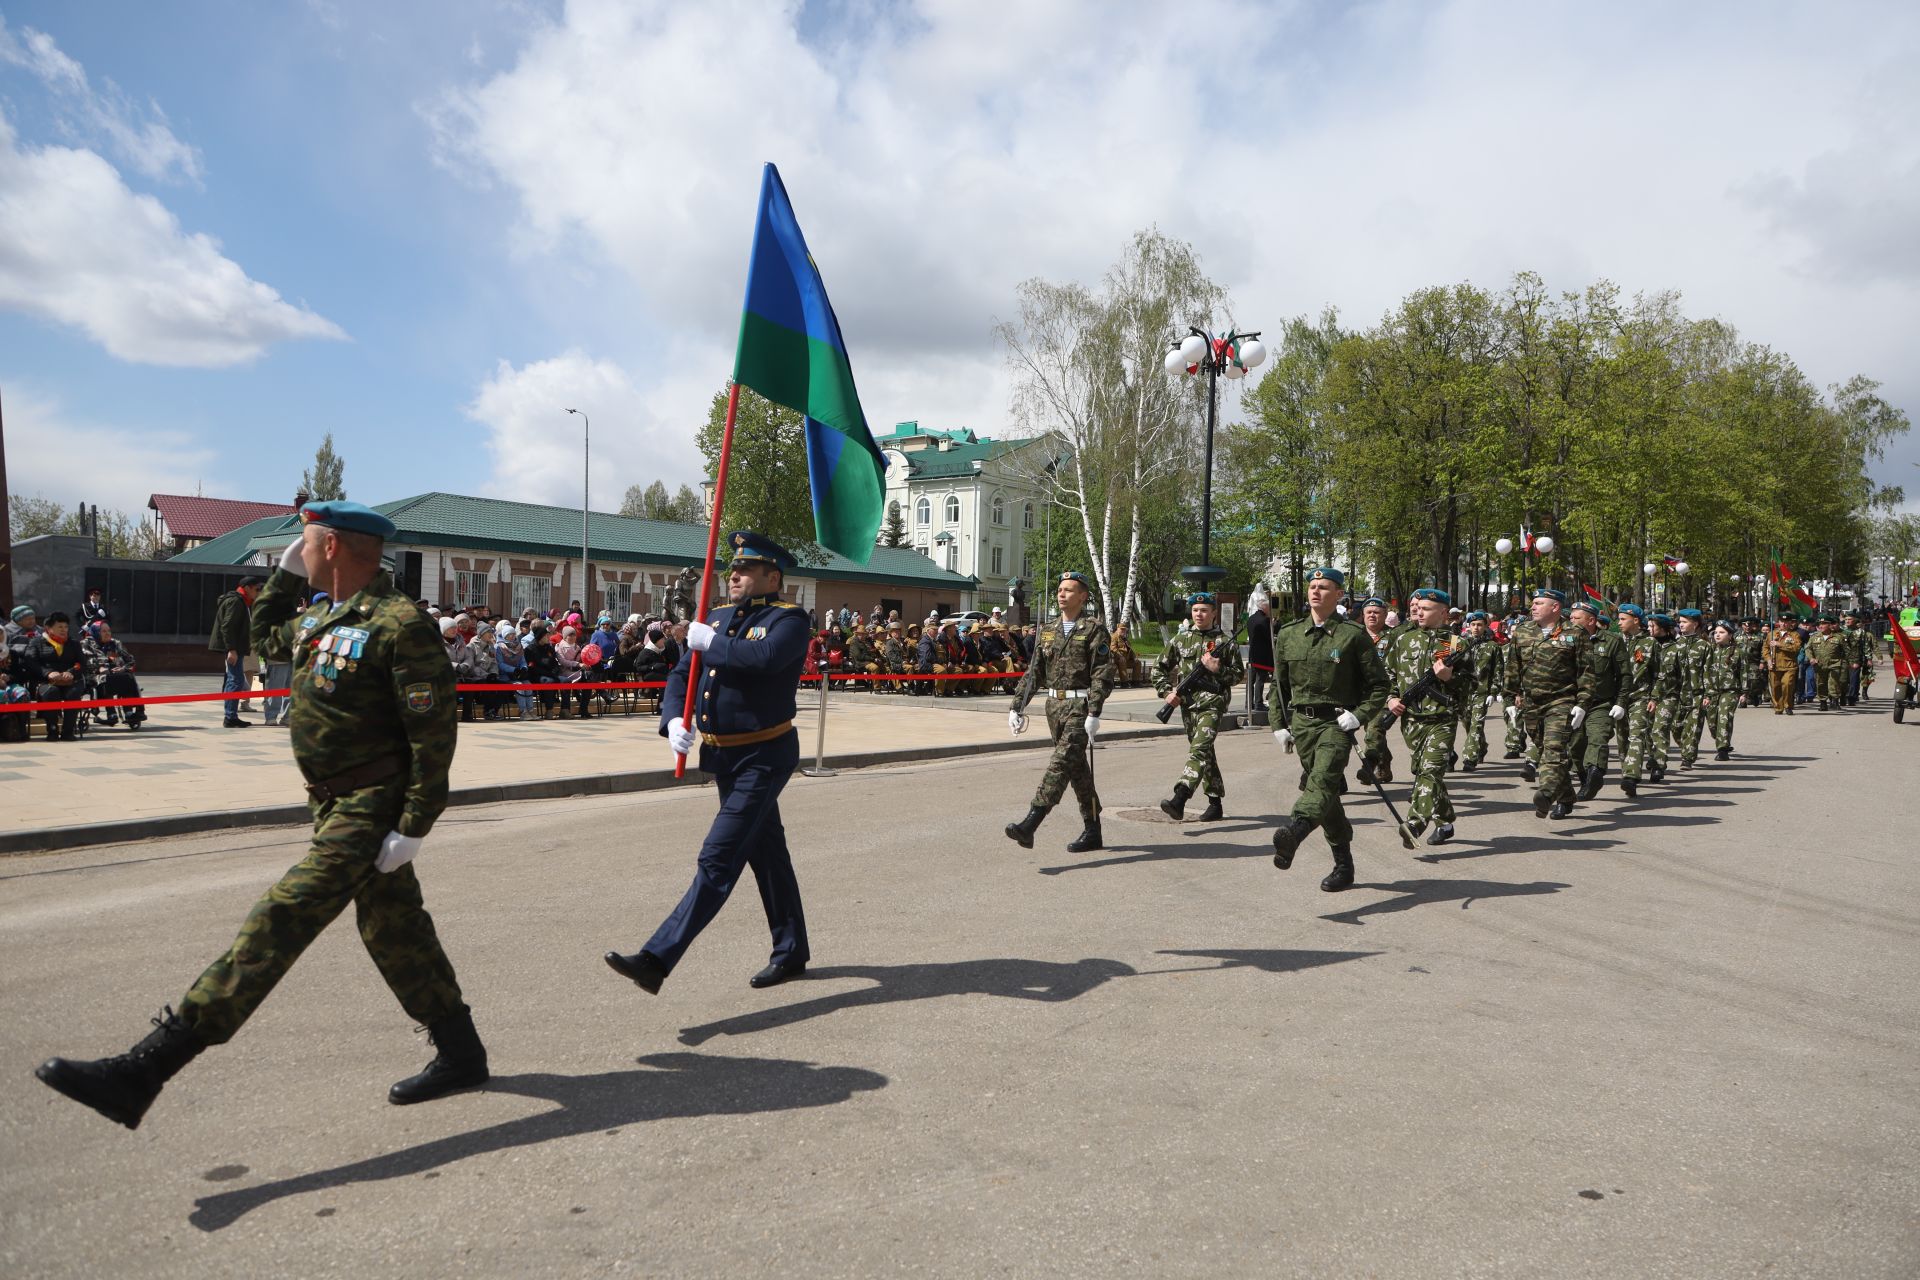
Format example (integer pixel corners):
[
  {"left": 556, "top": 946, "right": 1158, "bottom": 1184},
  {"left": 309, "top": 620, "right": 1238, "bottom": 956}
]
[
  {"left": 699, "top": 721, "right": 793, "bottom": 748},
  {"left": 305, "top": 754, "right": 407, "bottom": 802}
]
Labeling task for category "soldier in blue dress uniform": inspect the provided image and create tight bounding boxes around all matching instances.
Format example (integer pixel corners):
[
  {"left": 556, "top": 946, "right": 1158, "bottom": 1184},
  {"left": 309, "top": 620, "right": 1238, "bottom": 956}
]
[{"left": 605, "top": 532, "right": 813, "bottom": 993}]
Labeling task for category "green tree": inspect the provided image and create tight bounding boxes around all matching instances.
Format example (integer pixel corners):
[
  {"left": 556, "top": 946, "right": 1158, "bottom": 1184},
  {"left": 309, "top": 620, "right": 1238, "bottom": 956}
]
[
  {"left": 696, "top": 386, "right": 822, "bottom": 564},
  {"left": 880, "top": 500, "right": 909, "bottom": 548},
  {"left": 301, "top": 433, "right": 346, "bottom": 501},
  {"left": 9, "top": 494, "right": 66, "bottom": 541},
  {"left": 669, "top": 484, "right": 705, "bottom": 524}
]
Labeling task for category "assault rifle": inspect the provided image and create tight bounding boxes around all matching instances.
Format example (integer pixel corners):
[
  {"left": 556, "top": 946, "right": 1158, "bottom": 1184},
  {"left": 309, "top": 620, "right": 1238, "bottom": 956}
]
[
  {"left": 1375, "top": 634, "right": 1483, "bottom": 734},
  {"left": 1156, "top": 640, "right": 1222, "bottom": 723}
]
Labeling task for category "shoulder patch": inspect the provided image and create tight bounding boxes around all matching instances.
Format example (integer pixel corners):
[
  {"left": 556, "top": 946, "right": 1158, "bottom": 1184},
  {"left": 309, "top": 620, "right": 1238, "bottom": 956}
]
[{"left": 404, "top": 682, "right": 434, "bottom": 713}]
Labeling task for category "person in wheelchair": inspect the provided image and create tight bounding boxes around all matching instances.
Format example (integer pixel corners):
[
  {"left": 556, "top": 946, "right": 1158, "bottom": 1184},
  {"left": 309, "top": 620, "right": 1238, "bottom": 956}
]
[{"left": 82, "top": 622, "right": 148, "bottom": 729}]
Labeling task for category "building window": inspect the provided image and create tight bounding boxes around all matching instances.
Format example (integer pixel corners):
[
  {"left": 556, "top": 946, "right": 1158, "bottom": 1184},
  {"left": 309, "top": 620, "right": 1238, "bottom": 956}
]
[
  {"left": 1022, "top": 502, "right": 1035, "bottom": 530},
  {"left": 511, "top": 574, "right": 547, "bottom": 617},
  {"left": 990, "top": 495, "right": 1005, "bottom": 525},
  {"left": 454, "top": 570, "right": 489, "bottom": 611},
  {"left": 946, "top": 543, "right": 959, "bottom": 571},
  {"left": 916, "top": 497, "right": 931, "bottom": 527},
  {"left": 604, "top": 583, "right": 632, "bottom": 619},
  {"left": 990, "top": 545, "right": 1004, "bottom": 576},
  {"left": 943, "top": 495, "right": 961, "bottom": 525}
]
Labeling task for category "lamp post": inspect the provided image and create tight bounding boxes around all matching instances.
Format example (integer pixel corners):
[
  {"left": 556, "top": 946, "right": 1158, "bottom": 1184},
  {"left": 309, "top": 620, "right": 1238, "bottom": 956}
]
[
  {"left": 565, "top": 408, "right": 590, "bottom": 614},
  {"left": 1165, "top": 326, "right": 1265, "bottom": 591}
]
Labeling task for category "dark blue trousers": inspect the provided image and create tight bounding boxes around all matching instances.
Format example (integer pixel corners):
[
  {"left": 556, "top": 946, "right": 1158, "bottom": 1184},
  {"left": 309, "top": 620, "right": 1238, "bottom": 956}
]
[{"left": 645, "top": 730, "right": 809, "bottom": 973}]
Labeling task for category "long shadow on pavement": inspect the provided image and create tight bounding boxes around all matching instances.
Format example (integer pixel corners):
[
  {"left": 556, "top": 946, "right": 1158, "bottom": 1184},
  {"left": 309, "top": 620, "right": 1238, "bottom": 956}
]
[
  {"left": 1037, "top": 839, "right": 1272, "bottom": 875},
  {"left": 1319, "top": 878, "right": 1571, "bottom": 926},
  {"left": 189, "top": 1052, "right": 885, "bottom": 1232},
  {"left": 1416, "top": 834, "right": 1622, "bottom": 864},
  {"left": 678, "top": 958, "right": 1135, "bottom": 1046},
  {"left": 1152, "top": 948, "right": 1383, "bottom": 975}
]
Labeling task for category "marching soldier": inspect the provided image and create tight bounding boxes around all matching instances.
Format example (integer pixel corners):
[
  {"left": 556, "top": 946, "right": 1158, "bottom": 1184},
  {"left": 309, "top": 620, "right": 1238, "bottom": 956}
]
[
  {"left": 1456, "top": 611, "right": 1501, "bottom": 771},
  {"left": 1384, "top": 587, "right": 1463, "bottom": 846},
  {"left": 1646, "top": 613, "right": 1683, "bottom": 780},
  {"left": 1807, "top": 615, "right": 1852, "bottom": 710},
  {"left": 1669, "top": 609, "right": 1712, "bottom": 769},
  {"left": 1154, "top": 592, "right": 1244, "bottom": 822},
  {"left": 1268, "top": 569, "right": 1390, "bottom": 892},
  {"left": 1502, "top": 610, "right": 1536, "bottom": 760},
  {"left": 36, "top": 502, "right": 487, "bottom": 1130},
  {"left": 1503, "top": 587, "right": 1597, "bottom": 820},
  {"left": 1614, "top": 604, "right": 1661, "bottom": 798},
  {"left": 1701, "top": 620, "right": 1747, "bottom": 760},
  {"left": 1763, "top": 616, "right": 1802, "bottom": 713},
  {"left": 1005, "top": 572, "right": 1115, "bottom": 854},
  {"left": 1739, "top": 618, "right": 1767, "bottom": 708},
  {"left": 1569, "top": 599, "right": 1629, "bottom": 801},
  {"left": 1853, "top": 611, "right": 1877, "bottom": 701},
  {"left": 1355, "top": 597, "right": 1396, "bottom": 785}
]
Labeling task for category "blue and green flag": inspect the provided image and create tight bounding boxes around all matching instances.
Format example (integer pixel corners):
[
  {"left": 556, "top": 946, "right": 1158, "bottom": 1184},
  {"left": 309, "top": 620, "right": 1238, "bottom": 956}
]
[{"left": 733, "top": 163, "right": 886, "bottom": 562}]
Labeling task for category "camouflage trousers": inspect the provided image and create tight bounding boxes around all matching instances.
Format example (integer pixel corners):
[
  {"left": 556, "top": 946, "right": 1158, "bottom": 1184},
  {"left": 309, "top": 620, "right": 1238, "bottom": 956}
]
[
  {"left": 1174, "top": 698, "right": 1226, "bottom": 799},
  {"left": 1816, "top": 666, "right": 1848, "bottom": 703},
  {"left": 1705, "top": 692, "right": 1739, "bottom": 750},
  {"left": 1458, "top": 696, "right": 1489, "bottom": 765},
  {"left": 1400, "top": 716, "right": 1456, "bottom": 824},
  {"left": 1032, "top": 698, "right": 1099, "bottom": 824},
  {"left": 1503, "top": 702, "right": 1528, "bottom": 756},
  {"left": 180, "top": 784, "right": 465, "bottom": 1046},
  {"left": 1648, "top": 699, "right": 1680, "bottom": 774},
  {"left": 1671, "top": 698, "right": 1707, "bottom": 765},
  {"left": 1521, "top": 696, "right": 1578, "bottom": 806},
  {"left": 1621, "top": 699, "right": 1658, "bottom": 781},
  {"left": 1289, "top": 713, "right": 1356, "bottom": 845}
]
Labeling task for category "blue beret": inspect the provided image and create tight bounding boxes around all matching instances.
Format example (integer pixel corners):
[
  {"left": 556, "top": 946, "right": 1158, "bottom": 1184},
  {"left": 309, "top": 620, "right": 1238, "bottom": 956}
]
[
  {"left": 1410, "top": 587, "right": 1451, "bottom": 606},
  {"left": 1464, "top": 610, "right": 1489, "bottom": 622},
  {"left": 1569, "top": 598, "right": 1601, "bottom": 615},
  {"left": 1187, "top": 592, "right": 1216, "bottom": 605},
  {"left": 1651, "top": 613, "right": 1676, "bottom": 629},
  {"left": 1533, "top": 587, "right": 1567, "bottom": 604},
  {"left": 301, "top": 501, "right": 396, "bottom": 540},
  {"left": 1357, "top": 596, "right": 1387, "bottom": 609},
  {"left": 1676, "top": 608, "right": 1703, "bottom": 619},
  {"left": 1059, "top": 571, "right": 1090, "bottom": 586},
  {"left": 1616, "top": 603, "right": 1645, "bottom": 620},
  {"left": 727, "top": 530, "right": 797, "bottom": 572},
  {"left": 1307, "top": 567, "right": 1345, "bottom": 588}
]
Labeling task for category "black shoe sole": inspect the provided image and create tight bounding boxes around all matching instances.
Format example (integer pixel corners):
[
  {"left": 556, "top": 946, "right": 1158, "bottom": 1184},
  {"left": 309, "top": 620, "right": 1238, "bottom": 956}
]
[
  {"left": 389, "top": 1067, "right": 490, "bottom": 1106},
  {"left": 34, "top": 1061, "right": 146, "bottom": 1129}
]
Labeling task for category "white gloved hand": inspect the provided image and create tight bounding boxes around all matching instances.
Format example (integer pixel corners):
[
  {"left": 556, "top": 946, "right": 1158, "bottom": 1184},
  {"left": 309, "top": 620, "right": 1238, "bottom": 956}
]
[
  {"left": 1485, "top": 695, "right": 1496, "bottom": 709},
  {"left": 1083, "top": 715, "right": 1101, "bottom": 741},
  {"left": 1335, "top": 710, "right": 1361, "bottom": 734},
  {"left": 279, "top": 537, "right": 308, "bottom": 579},
  {"left": 1274, "top": 728, "right": 1294, "bottom": 750},
  {"left": 1609, "top": 703, "right": 1627, "bottom": 721},
  {"left": 1569, "top": 706, "right": 1587, "bottom": 730},
  {"left": 687, "top": 621, "right": 715, "bottom": 652},
  {"left": 1504, "top": 705, "right": 1519, "bottom": 725},
  {"left": 375, "top": 831, "right": 423, "bottom": 874},
  {"left": 667, "top": 717, "right": 697, "bottom": 756},
  {"left": 1008, "top": 709, "right": 1027, "bottom": 735}
]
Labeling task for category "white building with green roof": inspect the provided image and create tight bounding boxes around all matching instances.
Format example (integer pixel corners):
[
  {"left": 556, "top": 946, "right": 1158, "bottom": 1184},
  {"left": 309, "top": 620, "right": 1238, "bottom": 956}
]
[{"left": 878, "top": 422, "right": 1054, "bottom": 613}]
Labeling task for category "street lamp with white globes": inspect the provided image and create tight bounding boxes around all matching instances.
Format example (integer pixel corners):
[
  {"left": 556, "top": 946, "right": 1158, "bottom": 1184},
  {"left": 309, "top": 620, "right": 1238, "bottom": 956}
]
[{"left": 1166, "top": 325, "right": 1265, "bottom": 590}]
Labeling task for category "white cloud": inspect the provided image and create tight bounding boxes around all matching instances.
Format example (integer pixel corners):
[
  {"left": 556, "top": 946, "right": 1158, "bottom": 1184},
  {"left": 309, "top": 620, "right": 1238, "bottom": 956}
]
[
  {"left": 0, "top": 112, "right": 347, "bottom": 367},
  {"left": 0, "top": 16, "right": 202, "bottom": 183},
  {"left": 465, "top": 350, "right": 712, "bottom": 507},
  {"left": 1, "top": 383, "right": 219, "bottom": 518}
]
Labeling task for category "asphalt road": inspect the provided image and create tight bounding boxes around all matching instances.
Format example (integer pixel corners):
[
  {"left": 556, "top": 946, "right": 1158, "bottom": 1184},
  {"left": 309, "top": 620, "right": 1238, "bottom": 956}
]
[{"left": 2, "top": 702, "right": 1916, "bottom": 1277}]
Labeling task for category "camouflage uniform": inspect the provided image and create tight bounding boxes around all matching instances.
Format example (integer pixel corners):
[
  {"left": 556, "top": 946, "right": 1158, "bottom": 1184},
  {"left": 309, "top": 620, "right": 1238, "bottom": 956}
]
[
  {"left": 179, "top": 566, "right": 464, "bottom": 1045},
  {"left": 1360, "top": 625, "right": 1397, "bottom": 779},
  {"left": 1268, "top": 616, "right": 1389, "bottom": 846},
  {"left": 1012, "top": 612, "right": 1115, "bottom": 825},
  {"left": 1504, "top": 618, "right": 1597, "bottom": 811},
  {"left": 1153, "top": 625, "right": 1244, "bottom": 802},
  {"left": 1618, "top": 633, "right": 1662, "bottom": 783},
  {"left": 1647, "top": 634, "right": 1684, "bottom": 775},
  {"left": 1738, "top": 627, "right": 1767, "bottom": 706},
  {"left": 1574, "top": 625, "right": 1630, "bottom": 776},
  {"left": 1806, "top": 628, "right": 1850, "bottom": 706},
  {"left": 1384, "top": 626, "right": 1461, "bottom": 825},
  {"left": 1456, "top": 641, "right": 1503, "bottom": 767},
  {"left": 1501, "top": 621, "right": 1536, "bottom": 758},
  {"left": 1669, "top": 632, "right": 1711, "bottom": 765},
  {"left": 1701, "top": 639, "right": 1745, "bottom": 751}
]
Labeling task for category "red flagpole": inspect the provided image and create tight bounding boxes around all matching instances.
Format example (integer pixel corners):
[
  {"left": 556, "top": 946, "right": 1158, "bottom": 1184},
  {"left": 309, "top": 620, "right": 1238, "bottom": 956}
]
[{"left": 675, "top": 381, "right": 742, "bottom": 778}]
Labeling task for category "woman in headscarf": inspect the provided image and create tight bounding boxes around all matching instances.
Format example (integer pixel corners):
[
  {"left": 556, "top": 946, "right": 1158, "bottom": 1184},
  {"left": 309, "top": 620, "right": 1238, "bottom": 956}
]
[
  {"left": 493, "top": 618, "right": 536, "bottom": 720},
  {"left": 554, "top": 625, "right": 589, "bottom": 719}
]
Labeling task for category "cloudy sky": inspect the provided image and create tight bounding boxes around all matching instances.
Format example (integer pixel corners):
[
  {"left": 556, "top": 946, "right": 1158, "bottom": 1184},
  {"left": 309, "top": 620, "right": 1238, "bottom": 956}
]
[{"left": 2, "top": 0, "right": 1916, "bottom": 522}]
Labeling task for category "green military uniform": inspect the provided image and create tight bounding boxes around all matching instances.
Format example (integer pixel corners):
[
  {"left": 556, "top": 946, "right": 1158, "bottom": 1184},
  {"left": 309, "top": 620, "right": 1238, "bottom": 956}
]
[
  {"left": 846, "top": 629, "right": 874, "bottom": 685},
  {"left": 180, "top": 562, "right": 465, "bottom": 1044},
  {"left": 1701, "top": 632, "right": 1746, "bottom": 755},
  {"left": 1457, "top": 635, "right": 1502, "bottom": 768},
  {"left": 1571, "top": 610, "right": 1629, "bottom": 796},
  {"left": 882, "top": 630, "right": 907, "bottom": 692},
  {"left": 1383, "top": 617, "right": 1460, "bottom": 830},
  {"left": 1849, "top": 618, "right": 1874, "bottom": 700},
  {"left": 1501, "top": 619, "right": 1535, "bottom": 759},
  {"left": 1504, "top": 593, "right": 1597, "bottom": 817},
  {"left": 1268, "top": 573, "right": 1390, "bottom": 889},
  {"left": 1357, "top": 610, "right": 1396, "bottom": 782},
  {"left": 1153, "top": 616, "right": 1244, "bottom": 810},
  {"left": 1738, "top": 624, "right": 1767, "bottom": 707},
  {"left": 1647, "top": 623, "right": 1683, "bottom": 778},
  {"left": 1008, "top": 577, "right": 1114, "bottom": 848},
  {"left": 1806, "top": 622, "right": 1850, "bottom": 708},
  {"left": 1668, "top": 617, "right": 1712, "bottom": 766},
  {"left": 1617, "top": 616, "right": 1662, "bottom": 790}
]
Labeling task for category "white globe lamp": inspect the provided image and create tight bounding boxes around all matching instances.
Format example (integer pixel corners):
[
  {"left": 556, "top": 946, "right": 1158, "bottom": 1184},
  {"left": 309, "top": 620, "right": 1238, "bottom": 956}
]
[
  {"left": 1164, "top": 347, "right": 1190, "bottom": 375},
  {"left": 1237, "top": 339, "right": 1268, "bottom": 369},
  {"left": 1494, "top": 537, "right": 1515, "bottom": 556},
  {"left": 1178, "top": 334, "right": 1207, "bottom": 365},
  {"left": 1534, "top": 535, "right": 1555, "bottom": 556}
]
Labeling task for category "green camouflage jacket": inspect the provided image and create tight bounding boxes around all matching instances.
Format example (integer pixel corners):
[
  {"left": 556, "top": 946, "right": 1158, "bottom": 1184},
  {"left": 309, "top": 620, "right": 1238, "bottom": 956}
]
[
  {"left": 252, "top": 567, "right": 457, "bottom": 838},
  {"left": 1804, "top": 631, "right": 1850, "bottom": 669},
  {"left": 1670, "top": 632, "right": 1713, "bottom": 696},
  {"left": 1012, "top": 613, "right": 1115, "bottom": 715},
  {"left": 1619, "top": 631, "right": 1660, "bottom": 703},
  {"left": 1504, "top": 618, "right": 1597, "bottom": 708},
  {"left": 1650, "top": 636, "right": 1684, "bottom": 699},
  {"left": 1152, "top": 626, "right": 1244, "bottom": 712},
  {"left": 1702, "top": 641, "right": 1745, "bottom": 694},
  {"left": 1384, "top": 625, "right": 1464, "bottom": 722},
  {"left": 1267, "top": 615, "right": 1389, "bottom": 727}
]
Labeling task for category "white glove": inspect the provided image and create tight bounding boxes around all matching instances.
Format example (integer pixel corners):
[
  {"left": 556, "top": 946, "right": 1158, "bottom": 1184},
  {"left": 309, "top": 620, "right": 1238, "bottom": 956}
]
[
  {"left": 1504, "top": 705, "right": 1519, "bottom": 725},
  {"left": 1334, "top": 710, "right": 1361, "bottom": 734},
  {"left": 667, "top": 717, "right": 697, "bottom": 756},
  {"left": 1609, "top": 703, "right": 1627, "bottom": 721},
  {"left": 1274, "top": 728, "right": 1294, "bottom": 750},
  {"left": 687, "top": 621, "right": 715, "bottom": 652},
  {"left": 1485, "top": 695, "right": 1496, "bottom": 709},
  {"left": 375, "top": 831, "right": 422, "bottom": 874},
  {"left": 1008, "top": 710, "right": 1027, "bottom": 735},
  {"left": 1084, "top": 715, "right": 1101, "bottom": 741},
  {"left": 279, "top": 537, "right": 307, "bottom": 579},
  {"left": 1569, "top": 706, "right": 1587, "bottom": 730}
]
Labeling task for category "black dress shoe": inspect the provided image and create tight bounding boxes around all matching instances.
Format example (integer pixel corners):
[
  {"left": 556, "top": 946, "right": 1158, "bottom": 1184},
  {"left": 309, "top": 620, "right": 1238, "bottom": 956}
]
[
  {"left": 223, "top": 719, "right": 252, "bottom": 728},
  {"left": 604, "top": 949, "right": 666, "bottom": 994},
  {"left": 749, "top": 959, "right": 806, "bottom": 989}
]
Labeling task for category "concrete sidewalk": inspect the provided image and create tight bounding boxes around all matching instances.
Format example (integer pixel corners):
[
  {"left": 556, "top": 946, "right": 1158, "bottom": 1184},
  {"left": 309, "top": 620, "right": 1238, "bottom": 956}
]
[{"left": 0, "top": 677, "right": 1181, "bottom": 852}]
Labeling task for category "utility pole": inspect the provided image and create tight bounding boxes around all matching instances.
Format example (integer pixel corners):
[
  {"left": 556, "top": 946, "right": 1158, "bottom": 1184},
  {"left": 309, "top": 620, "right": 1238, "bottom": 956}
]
[{"left": 0, "top": 385, "right": 12, "bottom": 613}]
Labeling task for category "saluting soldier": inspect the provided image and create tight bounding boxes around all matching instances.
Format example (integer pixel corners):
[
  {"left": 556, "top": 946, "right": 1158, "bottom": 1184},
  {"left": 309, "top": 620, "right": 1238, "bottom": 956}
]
[
  {"left": 1569, "top": 599, "right": 1629, "bottom": 801},
  {"left": 1701, "top": 620, "right": 1747, "bottom": 760},
  {"left": 1504, "top": 587, "right": 1598, "bottom": 820},
  {"left": 37, "top": 502, "right": 486, "bottom": 1130},
  {"left": 1645, "top": 613, "right": 1683, "bottom": 780},
  {"left": 1268, "top": 569, "right": 1389, "bottom": 892},
  {"left": 1614, "top": 604, "right": 1661, "bottom": 798},
  {"left": 607, "top": 532, "right": 813, "bottom": 994},
  {"left": 1384, "top": 587, "right": 1463, "bottom": 846},
  {"left": 1154, "top": 591, "right": 1244, "bottom": 822},
  {"left": 1669, "top": 609, "right": 1712, "bottom": 768},
  {"left": 1763, "top": 616, "right": 1802, "bottom": 714},
  {"left": 1005, "top": 572, "right": 1115, "bottom": 854},
  {"left": 1355, "top": 597, "right": 1396, "bottom": 786}
]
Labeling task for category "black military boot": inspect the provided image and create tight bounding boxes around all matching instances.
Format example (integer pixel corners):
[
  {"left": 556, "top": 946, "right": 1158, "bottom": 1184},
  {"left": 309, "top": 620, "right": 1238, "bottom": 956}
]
[
  {"left": 1548, "top": 801, "right": 1574, "bottom": 820},
  {"left": 1374, "top": 760, "right": 1393, "bottom": 785},
  {"left": 1066, "top": 818, "right": 1103, "bottom": 854},
  {"left": 1159, "top": 784, "right": 1191, "bottom": 821},
  {"left": 1533, "top": 792, "right": 1551, "bottom": 819},
  {"left": 35, "top": 1006, "right": 205, "bottom": 1130},
  {"left": 1715, "top": 746, "right": 1730, "bottom": 761},
  {"left": 1320, "top": 845, "right": 1355, "bottom": 892},
  {"left": 1621, "top": 776, "right": 1639, "bottom": 798},
  {"left": 1197, "top": 796, "right": 1224, "bottom": 822},
  {"left": 390, "top": 1006, "right": 489, "bottom": 1105},
  {"left": 1576, "top": 765, "right": 1604, "bottom": 801},
  {"left": 1461, "top": 756, "right": 1479, "bottom": 772},
  {"left": 1355, "top": 756, "right": 1378, "bottom": 786},
  {"left": 1520, "top": 760, "right": 1538, "bottom": 784},
  {"left": 1004, "top": 806, "right": 1047, "bottom": 849},
  {"left": 1427, "top": 822, "right": 1455, "bottom": 846},
  {"left": 1271, "top": 817, "right": 1316, "bottom": 870}
]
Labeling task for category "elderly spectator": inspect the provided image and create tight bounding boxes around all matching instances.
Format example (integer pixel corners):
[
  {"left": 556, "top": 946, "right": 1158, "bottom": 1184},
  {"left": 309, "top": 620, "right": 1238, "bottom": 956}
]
[
  {"left": 468, "top": 621, "right": 503, "bottom": 720},
  {"left": 1, "top": 637, "right": 30, "bottom": 742},
  {"left": 208, "top": 576, "right": 261, "bottom": 728},
  {"left": 25, "top": 612, "right": 88, "bottom": 740},
  {"left": 491, "top": 621, "right": 535, "bottom": 720},
  {"left": 82, "top": 622, "right": 148, "bottom": 729},
  {"left": 6, "top": 603, "right": 37, "bottom": 653},
  {"left": 554, "top": 625, "right": 590, "bottom": 719}
]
